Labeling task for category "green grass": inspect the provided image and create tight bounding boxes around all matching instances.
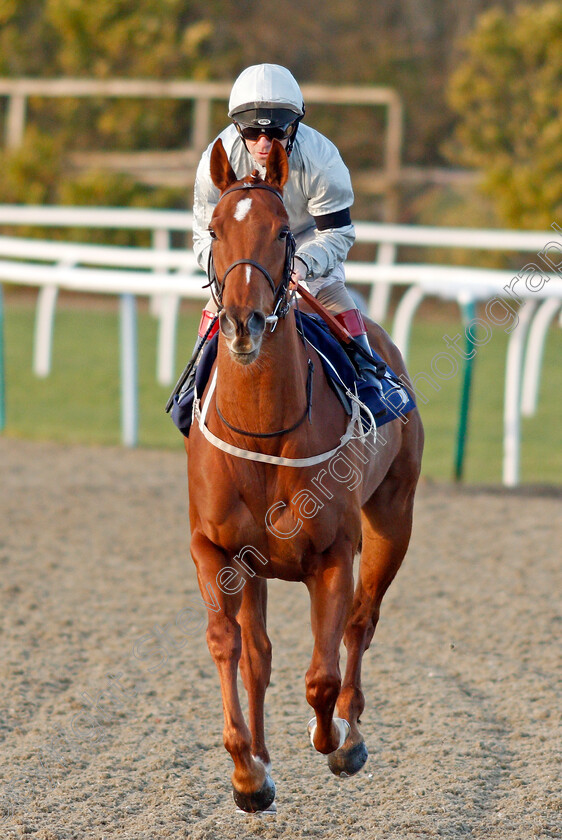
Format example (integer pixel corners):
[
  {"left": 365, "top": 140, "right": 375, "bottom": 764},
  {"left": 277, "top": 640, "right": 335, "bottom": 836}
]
[
  {"left": 406, "top": 311, "right": 562, "bottom": 484},
  {"left": 2, "top": 295, "right": 199, "bottom": 451},
  {"left": 2, "top": 293, "right": 561, "bottom": 484}
]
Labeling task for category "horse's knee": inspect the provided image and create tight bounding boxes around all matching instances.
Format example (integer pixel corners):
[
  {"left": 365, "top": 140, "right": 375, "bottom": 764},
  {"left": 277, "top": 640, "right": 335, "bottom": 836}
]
[
  {"left": 305, "top": 671, "right": 340, "bottom": 712},
  {"left": 262, "top": 635, "right": 272, "bottom": 660},
  {"left": 256, "top": 635, "right": 272, "bottom": 672},
  {"left": 206, "top": 617, "right": 241, "bottom": 664},
  {"left": 337, "top": 683, "right": 365, "bottom": 721},
  {"left": 246, "top": 631, "right": 272, "bottom": 662},
  {"left": 349, "top": 598, "right": 381, "bottom": 628}
]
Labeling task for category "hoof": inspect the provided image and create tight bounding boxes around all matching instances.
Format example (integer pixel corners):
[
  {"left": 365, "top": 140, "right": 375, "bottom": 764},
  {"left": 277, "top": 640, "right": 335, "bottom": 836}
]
[
  {"left": 232, "top": 774, "right": 276, "bottom": 813},
  {"left": 236, "top": 800, "right": 277, "bottom": 816},
  {"left": 327, "top": 739, "right": 369, "bottom": 777}
]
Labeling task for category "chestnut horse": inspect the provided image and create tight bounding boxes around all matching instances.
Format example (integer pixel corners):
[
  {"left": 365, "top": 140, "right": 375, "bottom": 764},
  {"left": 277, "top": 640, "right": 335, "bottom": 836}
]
[{"left": 185, "top": 138, "right": 424, "bottom": 812}]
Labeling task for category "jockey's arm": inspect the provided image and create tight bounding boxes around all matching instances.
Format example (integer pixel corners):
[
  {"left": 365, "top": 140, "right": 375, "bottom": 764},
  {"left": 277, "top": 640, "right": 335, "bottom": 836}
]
[
  {"left": 291, "top": 209, "right": 355, "bottom": 288},
  {"left": 291, "top": 133, "right": 356, "bottom": 287}
]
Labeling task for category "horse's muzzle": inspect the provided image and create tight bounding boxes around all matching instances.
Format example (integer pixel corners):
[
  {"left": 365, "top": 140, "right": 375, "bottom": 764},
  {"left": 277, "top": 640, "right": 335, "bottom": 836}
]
[{"left": 219, "top": 308, "right": 266, "bottom": 363}]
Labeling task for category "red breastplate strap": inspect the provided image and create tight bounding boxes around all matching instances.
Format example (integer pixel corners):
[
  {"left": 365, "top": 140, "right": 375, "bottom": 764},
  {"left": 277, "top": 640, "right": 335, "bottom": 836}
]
[
  {"left": 334, "top": 309, "right": 366, "bottom": 338},
  {"left": 198, "top": 308, "right": 220, "bottom": 339}
]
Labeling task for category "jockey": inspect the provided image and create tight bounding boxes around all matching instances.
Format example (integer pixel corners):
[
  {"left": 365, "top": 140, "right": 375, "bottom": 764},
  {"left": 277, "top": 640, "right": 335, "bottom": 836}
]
[{"left": 192, "top": 63, "right": 379, "bottom": 388}]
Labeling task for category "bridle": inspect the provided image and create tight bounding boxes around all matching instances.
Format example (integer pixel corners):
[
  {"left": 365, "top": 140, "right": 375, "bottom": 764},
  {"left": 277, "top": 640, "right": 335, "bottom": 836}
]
[
  {"left": 205, "top": 179, "right": 296, "bottom": 328},
  {"left": 204, "top": 177, "right": 312, "bottom": 440}
]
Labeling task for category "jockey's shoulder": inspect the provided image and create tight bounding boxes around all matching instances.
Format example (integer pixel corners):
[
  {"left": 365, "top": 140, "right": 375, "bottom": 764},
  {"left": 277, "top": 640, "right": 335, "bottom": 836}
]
[{"left": 292, "top": 124, "right": 347, "bottom": 171}]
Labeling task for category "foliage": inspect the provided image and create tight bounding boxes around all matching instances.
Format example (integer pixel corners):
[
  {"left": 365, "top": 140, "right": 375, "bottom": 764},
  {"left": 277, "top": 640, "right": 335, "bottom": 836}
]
[
  {"left": 0, "top": 126, "right": 65, "bottom": 204},
  {"left": 0, "top": 126, "right": 182, "bottom": 244},
  {"left": 2, "top": 1, "right": 546, "bottom": 159},
  {"left": 0, "top": 0, "right": 215, "bottom": 151},
  {"left": 0, "top": 0, "right": 556, "bottom": 227},
  {"left": 0, "top": 0, "right": 58, "bottom": 76},
  {"left": 43, "top": 0, "right": 214, "bottom": 150},
  {"left": 446, "top": 2, "right": 562, "bottom": 229}
]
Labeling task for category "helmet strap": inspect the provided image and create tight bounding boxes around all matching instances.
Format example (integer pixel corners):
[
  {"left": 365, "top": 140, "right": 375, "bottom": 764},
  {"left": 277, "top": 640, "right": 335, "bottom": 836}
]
[
  {"left": 285, "top": 111, "right": 304, "bottom": 156},
  {"left": 234, "top": 121, "right": 251, "bottom": 155}
]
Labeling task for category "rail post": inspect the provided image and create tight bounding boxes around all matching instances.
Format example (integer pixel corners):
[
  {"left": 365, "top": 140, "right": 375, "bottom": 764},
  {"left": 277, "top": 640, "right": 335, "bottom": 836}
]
[
  {"left": 0, "top": 284, "right": 5, "bottom": 431},
  {"left": 120, "top": 294, "right": 138, "bottom": 447},
  {"left": 453, "top": 299, "right": 477, "bottom": 482}
]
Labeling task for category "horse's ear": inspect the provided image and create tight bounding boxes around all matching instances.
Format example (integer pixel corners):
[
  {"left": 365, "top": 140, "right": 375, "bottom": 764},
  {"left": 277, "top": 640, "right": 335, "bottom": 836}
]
[
  {"left": 265, "top": 139, "right": 289, "bottom": 191},
  {"left": 210, "top": 139, "right": 238, "bottom": 192}
]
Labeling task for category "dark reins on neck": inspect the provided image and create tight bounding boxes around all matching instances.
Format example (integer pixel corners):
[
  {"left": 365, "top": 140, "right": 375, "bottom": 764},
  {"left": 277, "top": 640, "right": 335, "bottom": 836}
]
[{"left": 216, "top": 359, "right": 313, "bottom": 438}]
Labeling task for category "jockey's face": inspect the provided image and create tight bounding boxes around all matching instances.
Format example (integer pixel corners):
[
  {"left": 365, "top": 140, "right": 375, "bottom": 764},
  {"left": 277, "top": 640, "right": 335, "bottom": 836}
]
[{"left": 245, "top": 134, "right": 289, "bottom": 167}]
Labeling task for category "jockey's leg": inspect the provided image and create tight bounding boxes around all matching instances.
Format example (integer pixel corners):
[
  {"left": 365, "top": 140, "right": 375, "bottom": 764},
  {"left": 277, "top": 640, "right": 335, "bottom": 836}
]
[
  {"left": 198, "top": 301, "right": 220, "bottom": 342},
  {"left": 179, "top": 299, "right": 219, "bottom": 395},
  {"left": 315, "top": 279, "right": 382, "bottom": 390}
]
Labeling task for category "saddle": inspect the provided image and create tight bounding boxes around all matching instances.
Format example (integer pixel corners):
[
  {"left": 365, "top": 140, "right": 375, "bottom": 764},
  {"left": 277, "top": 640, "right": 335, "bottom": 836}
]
[{"left": 170, "top": 313, "right": 416, "bottom": 439}]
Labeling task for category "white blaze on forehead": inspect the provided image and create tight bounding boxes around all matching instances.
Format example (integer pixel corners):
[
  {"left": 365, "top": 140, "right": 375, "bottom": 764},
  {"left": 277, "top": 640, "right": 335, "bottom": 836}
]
[
  {"left": 234, "top": 197, "right": 252, "bottom": 221},
  {"left": 245, "top": 265, "right": 252, "bottom": 284}
]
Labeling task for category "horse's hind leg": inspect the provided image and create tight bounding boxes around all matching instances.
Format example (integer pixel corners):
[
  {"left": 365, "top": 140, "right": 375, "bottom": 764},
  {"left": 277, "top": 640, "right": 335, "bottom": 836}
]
[
  {"left": 238, "top": 576, "right": 272, "bottom": 772},
  {"left": 331, "top": 460, "right": 419, "bottom": 776}
]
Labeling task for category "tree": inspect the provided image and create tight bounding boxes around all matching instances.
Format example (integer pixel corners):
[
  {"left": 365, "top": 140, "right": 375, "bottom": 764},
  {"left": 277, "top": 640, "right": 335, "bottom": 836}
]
[
  {"left": 446, "top": 2, "right": 562, "bottom": 229},
  {"left": 0, "top": 0, "right": 218, "bottom": 227},
  {"left": 33, "top": 0, "right": 215, "bottom": 150},
  {"left": 0, "top": 0, "right": 58, "bottom": 76},
  {"left": 0, "top": 0, "right": 552, "bottom": 224}
]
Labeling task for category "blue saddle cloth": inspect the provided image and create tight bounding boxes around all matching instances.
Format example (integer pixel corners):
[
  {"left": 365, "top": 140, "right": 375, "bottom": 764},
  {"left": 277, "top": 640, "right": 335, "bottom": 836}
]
[{"left": 170, "top": 313, "right": 416, "bottom": 438}]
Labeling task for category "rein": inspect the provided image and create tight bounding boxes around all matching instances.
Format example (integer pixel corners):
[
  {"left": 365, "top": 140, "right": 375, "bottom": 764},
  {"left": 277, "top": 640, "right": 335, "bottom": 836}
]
[
  {"left": 198, "top": 173, "right": 371, "bottom": 459},
  {"left": 216, "top": 359, "right": 314, "bottom": 439}
]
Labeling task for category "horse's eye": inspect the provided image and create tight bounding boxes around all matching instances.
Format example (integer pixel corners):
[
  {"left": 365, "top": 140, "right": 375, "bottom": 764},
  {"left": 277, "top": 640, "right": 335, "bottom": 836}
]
[
  {"left": 208, "top": 228, "right": 217, "bottom": 239},
  {"left": 278, "top": 228, "right": 289, "bottom": 240}
]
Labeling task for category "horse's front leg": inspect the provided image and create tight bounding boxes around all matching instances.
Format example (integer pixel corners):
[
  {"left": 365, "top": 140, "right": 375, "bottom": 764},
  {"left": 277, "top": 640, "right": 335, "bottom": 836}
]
[
  {"left": 191, "top": 531, "right": 275, "bottom": 812},
  {"left": 238, "top": 576, "right": 272, "bottom": 771},
  {"left": 304, "top": 542, "right": 354, "bottom": 755}
]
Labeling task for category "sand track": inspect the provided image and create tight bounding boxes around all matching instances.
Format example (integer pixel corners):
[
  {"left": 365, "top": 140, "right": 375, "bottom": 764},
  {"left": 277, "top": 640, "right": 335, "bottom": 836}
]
[{"left": 0, "top": 439, "right": 560, "bottom": 839}]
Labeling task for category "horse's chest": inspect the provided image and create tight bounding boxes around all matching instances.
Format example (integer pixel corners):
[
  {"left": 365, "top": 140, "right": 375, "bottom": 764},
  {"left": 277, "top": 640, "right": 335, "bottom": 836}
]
[{"left": 199, "top": 472, "right": 359, "bottom": 576}]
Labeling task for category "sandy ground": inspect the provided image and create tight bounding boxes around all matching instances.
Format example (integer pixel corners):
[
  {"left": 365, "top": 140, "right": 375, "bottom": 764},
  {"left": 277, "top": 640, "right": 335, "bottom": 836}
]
[{"left": 0, "top": 437, "right": 560, "bottom": 840}]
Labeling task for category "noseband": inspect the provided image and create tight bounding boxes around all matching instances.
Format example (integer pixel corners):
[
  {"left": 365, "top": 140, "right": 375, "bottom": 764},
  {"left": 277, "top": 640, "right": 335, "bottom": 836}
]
[{"left": 205, "top": 180, "right": 296, "bottom": 326}]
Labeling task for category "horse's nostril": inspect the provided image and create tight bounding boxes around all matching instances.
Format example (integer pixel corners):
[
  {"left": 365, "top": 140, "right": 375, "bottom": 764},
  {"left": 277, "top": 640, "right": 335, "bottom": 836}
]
[
  {"left": 220, "top": 309, "right": 265, "bottom": 348},
  {"left": 248, "top": 311, "right": 266, "bottom": 336},
  {"left": 219, "top": 310, "right": 236, "bottom": 338}
]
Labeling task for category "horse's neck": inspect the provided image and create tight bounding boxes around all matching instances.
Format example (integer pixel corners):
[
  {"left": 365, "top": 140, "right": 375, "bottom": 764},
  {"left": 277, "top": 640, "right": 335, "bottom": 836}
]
[{"left": 215, "top": 317, "right": 309, "bottom": 434}]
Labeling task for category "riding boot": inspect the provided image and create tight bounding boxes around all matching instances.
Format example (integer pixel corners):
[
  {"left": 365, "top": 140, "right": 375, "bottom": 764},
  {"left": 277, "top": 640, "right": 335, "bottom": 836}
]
[
  {"left": 351, "top": 332, "right": 383, "bottom": 391},
  {"left": 334, "top": 309, "right": 382, "bottom": 391},
  {"left": 180, "top": 307, "right": 219, "bottom": 395}
]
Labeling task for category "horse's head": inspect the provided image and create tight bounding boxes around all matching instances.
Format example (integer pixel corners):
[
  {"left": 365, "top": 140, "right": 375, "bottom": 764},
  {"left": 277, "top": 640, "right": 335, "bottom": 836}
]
[{"left": 208, "top": 138, "right": 293, "bottom": 365}]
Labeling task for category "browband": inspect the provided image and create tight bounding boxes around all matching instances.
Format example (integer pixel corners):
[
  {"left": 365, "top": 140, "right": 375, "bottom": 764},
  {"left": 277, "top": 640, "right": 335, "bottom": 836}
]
[{"left": 218, "top": 180, "right": 285, "bottom": 206}]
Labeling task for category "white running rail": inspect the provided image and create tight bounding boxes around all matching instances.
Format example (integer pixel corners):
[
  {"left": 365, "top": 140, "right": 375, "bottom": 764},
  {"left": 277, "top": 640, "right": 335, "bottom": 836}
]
[{"left": 0, "top": 205, "right": 560, "bottom": 485}]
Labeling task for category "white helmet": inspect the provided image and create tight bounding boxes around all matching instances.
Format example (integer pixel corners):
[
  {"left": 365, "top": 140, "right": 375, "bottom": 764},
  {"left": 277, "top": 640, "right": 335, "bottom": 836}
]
[{"left": 228, "top": 64, "right": 305, "bottom": 120}]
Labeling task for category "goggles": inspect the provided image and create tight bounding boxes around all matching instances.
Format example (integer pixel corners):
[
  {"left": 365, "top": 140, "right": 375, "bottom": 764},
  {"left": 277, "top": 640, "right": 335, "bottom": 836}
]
[{"left": 236, "top": 122, "right": 297, "bottom": 142}]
